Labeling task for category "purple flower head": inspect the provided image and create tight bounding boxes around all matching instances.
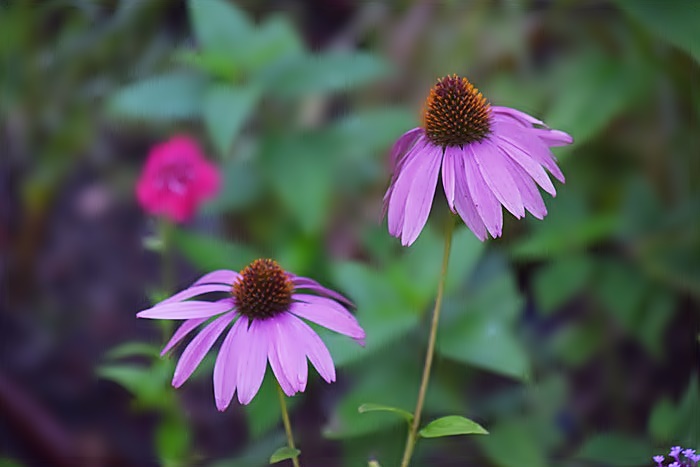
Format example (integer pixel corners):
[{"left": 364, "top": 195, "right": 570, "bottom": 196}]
[
  {"left": 671, "top": 447, "right": 683, "bottom": 460},
  {"left": 137, "top": 259, "right": 365, "bottom": 410},
  {"left": 654, "top": 455, "right": 665, "bottom": 466},
  {"left": 384, "top": 74, "right": 572, "bottom": 246},
  {"left": 683, "top": 449, "right": 696, "bottom": 459},
  {"left": 668, "top": 462, "right": 680, "bottom": 467}
]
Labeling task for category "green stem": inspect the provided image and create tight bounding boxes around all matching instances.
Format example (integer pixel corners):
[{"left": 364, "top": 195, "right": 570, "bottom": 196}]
[
  {"left": 400, "top": 216, "right": 455, "bottom": 467},
  {"left": 276, "top": 383, "right": 301, "bottom": 467}
]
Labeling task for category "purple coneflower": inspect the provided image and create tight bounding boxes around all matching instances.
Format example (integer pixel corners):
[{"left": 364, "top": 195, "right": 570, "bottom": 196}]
[
  {"left": 137, "top": 259, "right": 365, "bottom": 410},
  {"left": 384, "top": 74, "right": 573, "bottom": 246}
]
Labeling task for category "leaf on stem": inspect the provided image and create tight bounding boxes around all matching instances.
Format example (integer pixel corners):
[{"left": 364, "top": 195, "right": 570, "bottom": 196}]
[
  {"left": 418, "top": 416, "right": 488, "bottom": 438},
  {"left": 358, "top": 403, "right": 413, "bottom": 424},
  {"left": 269, "top": 446, "right": 300, "bottom": 464}
]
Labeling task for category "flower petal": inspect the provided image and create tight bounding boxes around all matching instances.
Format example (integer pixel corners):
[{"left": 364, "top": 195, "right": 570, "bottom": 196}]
[
  {"left": 494, "top": 120, "right": 565, "bottom": 183},
  {"left": 491, "top": 106, "right": 544, "bottom": 127},
  {"left": 290, "top": 275, "right": 354, "bottom": 308},
  {"left": 472, "top": 139, "right": 524, "bottom": 218},
  {"left": 158, "top": 284, "right": 230, "bottom": 306},
  {"left": 493, "top": 135, "right": 556, "bottom": 196},
  {"left": 387, "top": 138, "right": 430, "bottom": 238},
  {"left": 531, "top": 128, "right": 573, "bottom": 147},
  {"left": 441, "top": 146, "right": 458, "bottom": 211},
  {"left": 287, "top": 314, "right": 336, "bottom": 383},
  {"left": 194, "top": 270, "right": 239, "bottom": 286},
  {"left": 390, "top": 127, "right": 423, "bottom": 170},
  {"left": 172, "top": 312, "right": 235, "bottom": 388},
  {"left": 500, "top": 153, "right": 547, "bottom": 219},
  {"left": 236, "top": 319, "right": 269, "bottom": 405},
  {"left": 290, "top": 297, "right": 365, "bottom": 342},
  {"left": 137, "top": 299, "right": 234, "bottom": 320},
  {"left": 453, "top": 153, "right": 487, "bottom": 241},
  {"left": 401, "top": 143, "right": 443, "bottom": 246},
  {"left": 161, "top": 317, "right": 207, "bottom": 356},
  {"left": 464, "top": 147, "right": 503, "bottom": 238},
  {"left": 267, "top": 314, "right": 307, "bottom": 395},
  {"left": 214, "top": 316, "right": 247, "bottom": 411}
]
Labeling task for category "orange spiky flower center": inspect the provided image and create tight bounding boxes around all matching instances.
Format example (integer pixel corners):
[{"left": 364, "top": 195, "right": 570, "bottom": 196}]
[
  {"left": 423, "top": 74, "right": 491, "bottom": 147},
  {"left": 232, "top": 259, "right": 294, "bottom": 320}
]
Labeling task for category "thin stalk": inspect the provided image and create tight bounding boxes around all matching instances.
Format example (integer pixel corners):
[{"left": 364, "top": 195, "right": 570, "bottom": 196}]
[
  {"left": 276, "top": 383, "right": 301, "bottom": 467},
  {"left": 400, "top": 216, "right": 455, "bottom": 467}
]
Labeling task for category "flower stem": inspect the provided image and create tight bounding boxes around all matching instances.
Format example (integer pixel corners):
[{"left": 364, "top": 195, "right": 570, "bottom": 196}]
[
  {"left": 400, "top": 215, "right": 455, "bottom": 467},
  {"left": 276, "top": 383, "right": 301, "bottom": 467}
]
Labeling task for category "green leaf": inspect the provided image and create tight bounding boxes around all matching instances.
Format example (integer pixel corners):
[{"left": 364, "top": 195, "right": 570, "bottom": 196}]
[
  {"left": 419, "top": 416, "right": 488, "bottom": 438},
  {"left": 437, "top": 266, "right": 529, "bottom": 380},
  {"left": 533, "top": 255, "right": 594, "bottom": 315},
  {"left": 648, "top": 397, "right": 676, "bottom": 443},
  {"left": 96, "top": 363, "right": 172, "bottom": 407},
  {"left": 0, "top": 459, "right": 24, "bottom": 467},
  {"left": 187, "top": 0, "right": 252, "bottom": 53},
  {"left": 172, "top": 229, "right": 258, "bottom": 273},
  {"left": 156, "top": 414, "right": 191, "bottom": 466},
  {"left": 479, "top": 420, "right": 549, "bottom": 467},
  {"left": 358, "top": 403, "right": 413, "bottom": 424},
  {"left": 268, "top": 52, "right": 389, "bottom": 97},
  {"left": 104, "top": 342, "right": 161, "bottom": 360},
  {"left": 108, "top": 72, "right": 205, "bottom": 122},
  {"left": 269, "top": 446, "right": 300, "bottom": 464},
  {"left": 203, "top": 84, "right": 259, "bottom": 158},
  {"left": 575, "top": 433, "right": 654, "bottom": 466},
  {"left": 616, "top": 0, "right": 700, "bottom": 63},
  {"left": 549, "top": 322, "right": 603, "bottom": 368},
  {"left": 205, "top": 155, "right": 262, "bottom": 213}
]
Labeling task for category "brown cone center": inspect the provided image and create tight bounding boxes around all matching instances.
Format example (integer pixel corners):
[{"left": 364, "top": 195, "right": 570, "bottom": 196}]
[
  {"left": 423, "top": 75, "right": 491, "bottom": 147},
  {"left": 232, "top": 259, "right": 294, "bottom": 320}
]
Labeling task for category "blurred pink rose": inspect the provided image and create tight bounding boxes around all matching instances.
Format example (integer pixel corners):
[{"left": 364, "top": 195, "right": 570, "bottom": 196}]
[{"left": 136, "top": 135, "right": 220, "bottom": 223}]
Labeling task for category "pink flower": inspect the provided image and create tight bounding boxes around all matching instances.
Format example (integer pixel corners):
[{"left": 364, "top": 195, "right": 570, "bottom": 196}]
[
  {"left": 384, "top": 75, "right": 573, "bottom": 246},
  {"left": 137, "top": 259, "right": 365, "bottom": 410},
  {"left": 136, "top": 135, "right": 220, "bottom": 223}
]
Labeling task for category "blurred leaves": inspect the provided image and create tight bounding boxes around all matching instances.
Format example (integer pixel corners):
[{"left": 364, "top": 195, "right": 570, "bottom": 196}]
[
  {"left": 203, "top": 84, "right": 260, "bottom": 157},
  {"left": 575, "top": 433, "right": 654, "bottom": 466},
  {"left": 172, "top": 229, "right": 259, "bottom": 273}
]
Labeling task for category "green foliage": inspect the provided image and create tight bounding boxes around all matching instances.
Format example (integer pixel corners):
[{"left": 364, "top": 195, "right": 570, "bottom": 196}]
[
  {"left": 575, "top": 433, "right": 654, "bottom": 466},
  {"left": 269, "top": 447, "right": 300, "bottom": 464},
  {"left": 358, "top": 403, "right": 414, "bottom": 424},
  {"left": 203, "top": 84, "right": 260, "bottom": 157},
  {"left": 172, "top": 229, "right": 259, "bottom": 272},
  {"left": 418, "top": 416, "right": 488, "bottom": 438}
]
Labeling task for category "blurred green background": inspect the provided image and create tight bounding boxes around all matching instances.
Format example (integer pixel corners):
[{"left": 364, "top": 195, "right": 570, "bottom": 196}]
[{"left": 0, "top": 1, "right": 698, "bottom": 466}]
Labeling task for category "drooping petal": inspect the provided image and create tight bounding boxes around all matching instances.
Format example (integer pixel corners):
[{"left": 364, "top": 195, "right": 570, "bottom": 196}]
[
  {"left": 290, "top": 299, "right": 365, "bottom": 342},
  {"left": 161, "top": 317, "right": 207, "bottom": 356},
  {"left": 500, "top": 152, "right": 547, "bottom": 219},
  {"left": 472, "top": 139, "right": 525, "bottom": 218},
  {"left": 137, "top": 299, "right": 234, "bottom": 320},
  {"left": 464, "top": 147, "right": 503, "bottom": 238},
  {"left": 290, "top": 275, "right": 354, "bottom": 308},
  {"left": 493, "top": 135, "right": 556, "bottom": 196},
  {"left": 172, "top": 312, "right": 235, "bottom": 387},
  {"left": 390, "top": 127, "right": 423, "bottom": 170},
  {"left": 194, "top": 270, "right": 239, "bottom": 286},
  {"left": 236, "top": 318, "right": 269, "bottom": 405},
  {"left": 401, "top": 143, "right": 444, "bottom": 246},
  {"left": 386, "top": 138, "right": 431, "bottom": 238},
  {"left": 453, "top": 153, "right": 487, "bottom": 240},
  {"left": 286, "top": 314, "right": 336, "bottom": 383},
  {"left": 530, "top": 128, "right": 573, "bottom": 147},
  {"left": 158, "top": 284, "right": 231, "bottom": 306},
  {"left": 214, "top": 316, "right": 247, "bottom": 411},
  {"left": 267, "top": 314, "right": 307, "bottom": 396},
  {"left": 493, "top": 120, "right": 565, "bottom": 183},
  {"left": 441, "top": 146, "right": 458, "bottom": 212},
  {"left": 491, "top": 106, "right": 544, "bottom": 127},
  {"left": 267, "top": 323, "right": 297, "bottom": 397}
]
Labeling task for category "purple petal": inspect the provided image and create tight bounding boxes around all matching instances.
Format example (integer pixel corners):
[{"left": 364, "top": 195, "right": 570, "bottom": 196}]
[
  {"left": 291, "top": 275, "right": 354, "bottom": 308},
  {"left": 390, "top": 127, "right": 423, "bottom": 170},
  {"left": 194, "top": 269, "right": 239, "bottom": 286},
  {"left": 287, "top": 314, "right": 336, "bottom": 383},
  {"left": 213, "top": 316, "right": 247, "bottom": 411},
  {"left": 161, "top": 317, "right": 207, "bottom": 356},
  {"left": 472, "top": 139, "right": 525, "bottom": 218},
  {"left": 491, "top": 106, "right": 544, "bottom": 127},
  {"left": 158, "top": 284, "right": 231, "bottom": 306},
  {"left": 401, "top": 144, "right": 443, "bottom": 246},
  {"left": 172, "top": 312, "right": 235, "bottom": 388},
  {"left": 493, "top": 135, "right": 556, "bottom": 196},
  {"left": 494, "top": 120, "right": 565, "bottom": 183},
  {"left": 464, "top": 147, "right": 503, "bottom": 238},
  {"left": 267, "top": 314, "right": 307, "bottom": 395},
  {"left": 290, "top": 297, "right": 365, "bottom": 341},
  {"left": 386, "top": 138, "right": 430, "bottom": 238},
  {"left": 531, "top": 128, "right": 573, "bottom": 147},
  {"left": 236, "top": 318, "right": 269, "bottom": 405},
  {"left": 137, "top": 299, "right": 234, "bottom": 320},
  {"left": 453, "top": 154, "right": 487, "bottom": 240},
  {"left": 501, "top": 154, "right": 547, "bottom": 219},
  {"left": 441, "top": 146, "right": 458, "bottom": 211}
]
